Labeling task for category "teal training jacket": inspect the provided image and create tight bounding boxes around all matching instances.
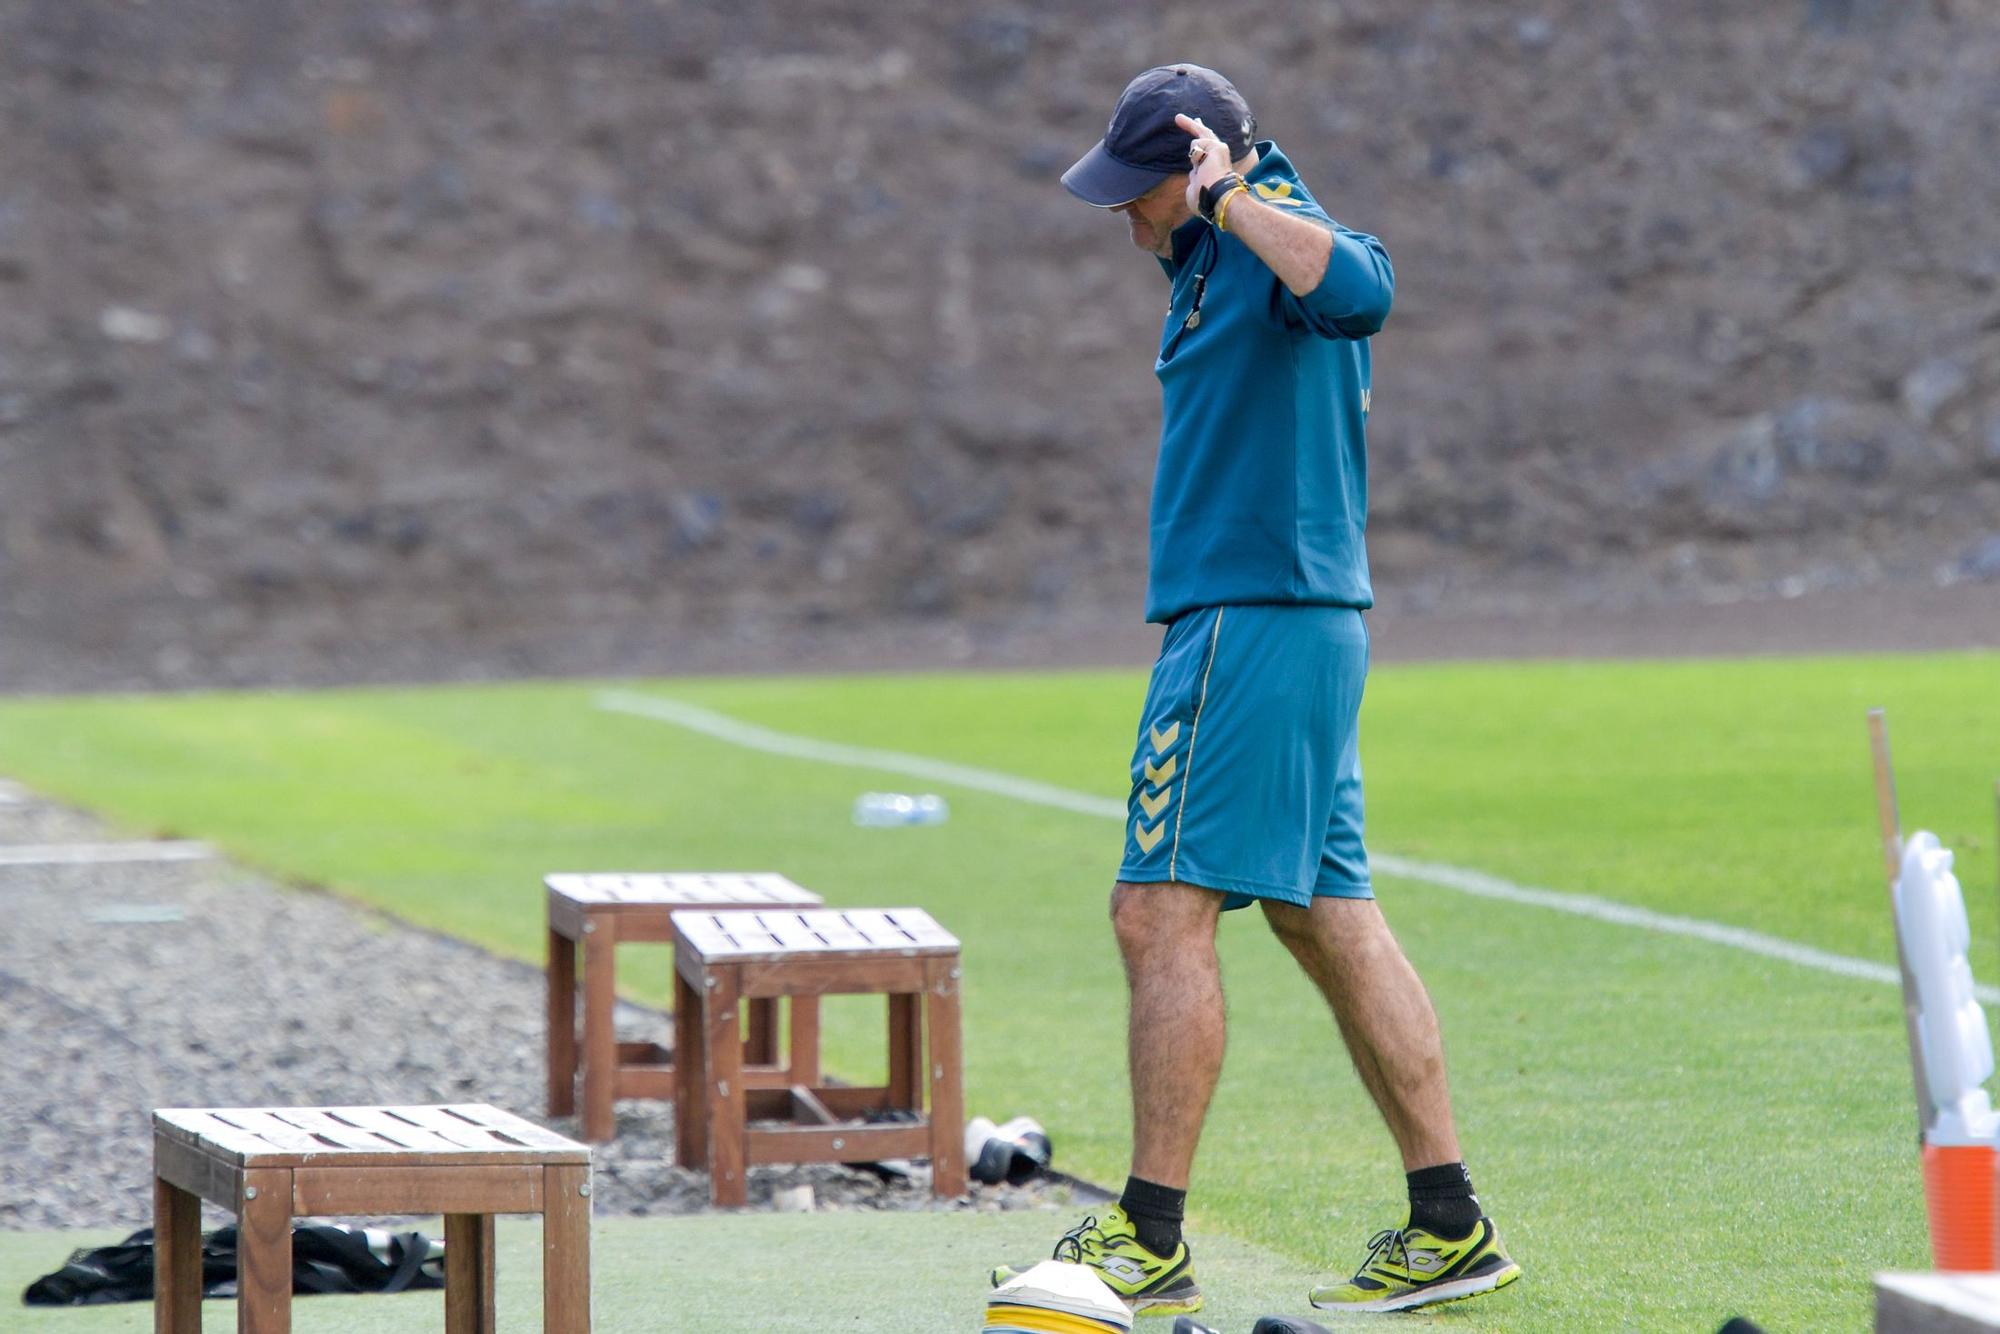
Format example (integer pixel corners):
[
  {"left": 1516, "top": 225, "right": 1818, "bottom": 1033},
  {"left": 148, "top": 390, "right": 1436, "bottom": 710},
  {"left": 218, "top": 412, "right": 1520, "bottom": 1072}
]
[{"left": 1147, "top": 140, "right": 1393, "bottom": 625}]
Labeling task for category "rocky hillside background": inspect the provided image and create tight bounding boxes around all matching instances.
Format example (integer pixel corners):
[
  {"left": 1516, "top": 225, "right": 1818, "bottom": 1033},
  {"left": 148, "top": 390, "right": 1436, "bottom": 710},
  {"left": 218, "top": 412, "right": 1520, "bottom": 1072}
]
[{"left": 3, "top": 0, "right": 1998, "bottom": 687}]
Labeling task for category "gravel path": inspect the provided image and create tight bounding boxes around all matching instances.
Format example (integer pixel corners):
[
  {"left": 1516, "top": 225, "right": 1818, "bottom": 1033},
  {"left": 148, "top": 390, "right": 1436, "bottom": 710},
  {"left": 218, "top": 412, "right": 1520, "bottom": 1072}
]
[{"left": 0, "top": 786, "right": 1071, "bottom": 1230}]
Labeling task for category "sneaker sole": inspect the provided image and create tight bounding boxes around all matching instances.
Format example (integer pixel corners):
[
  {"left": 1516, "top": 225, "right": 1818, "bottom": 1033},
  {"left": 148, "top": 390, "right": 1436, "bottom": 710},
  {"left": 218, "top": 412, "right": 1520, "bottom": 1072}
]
[
  {"left": 1130, "top": 1288, "right": 1204, "bottom": 1316},
  {"left": 1310, "top": 1261, "right": 1520, "bottom": 1314}
]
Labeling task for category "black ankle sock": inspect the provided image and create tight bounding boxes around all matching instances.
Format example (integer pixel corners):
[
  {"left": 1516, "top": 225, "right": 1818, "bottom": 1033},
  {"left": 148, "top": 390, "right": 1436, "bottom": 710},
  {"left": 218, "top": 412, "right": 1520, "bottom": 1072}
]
[
  {"left": 1406, "top": 1162, "right": 1482, "bottom": 1240},
  {"left": 1118, "top": 1175, "right": 1187, "bottom": 1255}
]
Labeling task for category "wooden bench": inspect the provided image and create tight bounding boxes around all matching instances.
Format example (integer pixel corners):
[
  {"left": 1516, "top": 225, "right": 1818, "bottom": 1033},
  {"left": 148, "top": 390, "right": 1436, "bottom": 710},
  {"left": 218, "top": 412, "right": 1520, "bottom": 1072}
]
[
  {"left": 546, "top": 872, "right": 825, "bottom": 1141},
  {"left": 152, "top": 1103, "right": 589, "bottom": 1333},
  {"left": 671, "top": 907, "right": 966, "bottom": 1206}
]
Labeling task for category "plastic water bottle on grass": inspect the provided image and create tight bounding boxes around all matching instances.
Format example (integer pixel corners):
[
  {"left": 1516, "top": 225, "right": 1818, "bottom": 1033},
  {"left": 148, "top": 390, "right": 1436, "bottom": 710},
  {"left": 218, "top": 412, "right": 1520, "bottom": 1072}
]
[{"left": 852, "top": 793, "right": 950, "bottom": 827}]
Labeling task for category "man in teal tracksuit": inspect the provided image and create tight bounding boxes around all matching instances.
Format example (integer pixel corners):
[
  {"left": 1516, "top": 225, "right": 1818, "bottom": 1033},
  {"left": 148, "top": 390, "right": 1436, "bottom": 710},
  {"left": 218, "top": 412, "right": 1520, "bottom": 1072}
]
[{"left": 991, "top": 67, "right": 1520, "bottom": 1318}]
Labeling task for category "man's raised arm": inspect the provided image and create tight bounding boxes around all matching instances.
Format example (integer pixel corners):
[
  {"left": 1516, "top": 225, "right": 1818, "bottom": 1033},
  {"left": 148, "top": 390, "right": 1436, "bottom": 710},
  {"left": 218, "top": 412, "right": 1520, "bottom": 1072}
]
[{"left": 1178, "top": 112, "right": 1394, "bottom": 338}]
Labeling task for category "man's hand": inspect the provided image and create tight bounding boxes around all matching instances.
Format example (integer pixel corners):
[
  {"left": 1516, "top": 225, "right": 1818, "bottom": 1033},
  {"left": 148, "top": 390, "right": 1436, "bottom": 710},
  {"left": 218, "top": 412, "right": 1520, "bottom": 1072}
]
[
  {"left": 1176, "top": 113, "right": 1233, "bottom": 214},
  {"left": 1172, "top": 111, "right": 1339, "bottom": 297}
]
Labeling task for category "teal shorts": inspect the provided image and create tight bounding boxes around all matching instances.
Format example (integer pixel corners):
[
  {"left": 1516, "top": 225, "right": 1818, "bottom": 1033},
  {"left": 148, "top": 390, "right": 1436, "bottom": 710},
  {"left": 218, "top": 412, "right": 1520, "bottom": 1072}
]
[{"left": 1117, "top": 603, "right": 1371, "bottom": 909}]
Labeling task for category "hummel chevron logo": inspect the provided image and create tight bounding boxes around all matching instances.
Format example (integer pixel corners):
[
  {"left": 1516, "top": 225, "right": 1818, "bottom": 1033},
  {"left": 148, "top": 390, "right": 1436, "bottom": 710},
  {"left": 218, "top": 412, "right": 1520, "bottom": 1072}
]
[
  {"left": 1143, "top": 754, "right": 1177, "bottom": 786},
  {"left": 1254, "top": 181, "right": 1306, "bottom": 207},
  {"left": 1133, "top": 818, "right": 1165, "bottom": 853},
  {"left": 1149, "top": 720, "right": 1180, "bottom": 752},
  {"left": 1139, "top": 787, "right": 1172, "bottom": 819}
]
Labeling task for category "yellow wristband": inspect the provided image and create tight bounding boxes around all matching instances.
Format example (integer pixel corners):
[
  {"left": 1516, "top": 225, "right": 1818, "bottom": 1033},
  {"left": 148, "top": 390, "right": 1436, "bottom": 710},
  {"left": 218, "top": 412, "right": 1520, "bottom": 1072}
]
[{"left": 1213, "top": 184, "right": 1249, "bottom": 232}]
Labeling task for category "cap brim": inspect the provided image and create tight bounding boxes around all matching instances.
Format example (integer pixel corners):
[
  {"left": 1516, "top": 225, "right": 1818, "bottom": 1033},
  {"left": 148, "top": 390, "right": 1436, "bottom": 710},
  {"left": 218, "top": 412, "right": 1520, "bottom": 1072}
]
[{"left": 1060, "top": 139, "right": 1172, "bottom": 207}]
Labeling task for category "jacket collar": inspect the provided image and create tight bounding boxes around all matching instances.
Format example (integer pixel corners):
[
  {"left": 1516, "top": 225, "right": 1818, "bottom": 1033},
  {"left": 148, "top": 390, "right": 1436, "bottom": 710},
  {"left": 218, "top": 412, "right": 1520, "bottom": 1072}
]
[{"left": 1244, "top": 139, "right": 1293, "bottom": 186}]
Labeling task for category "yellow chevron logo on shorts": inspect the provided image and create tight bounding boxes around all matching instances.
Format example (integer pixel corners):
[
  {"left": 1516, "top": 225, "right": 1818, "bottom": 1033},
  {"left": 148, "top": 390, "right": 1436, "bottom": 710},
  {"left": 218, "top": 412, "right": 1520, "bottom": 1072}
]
[
  {"left": 1139, "top": 786, "right": 1172, "bottom": 820},
  {"left": 1149, "top": 720, "right": 1181, "bottom": 752},
  {"left": 1133, "top": 817, "right": 1166, "bottom": 853},
  {"left": 1143, "top": 754, "right": 1177, "bottom": 786}
]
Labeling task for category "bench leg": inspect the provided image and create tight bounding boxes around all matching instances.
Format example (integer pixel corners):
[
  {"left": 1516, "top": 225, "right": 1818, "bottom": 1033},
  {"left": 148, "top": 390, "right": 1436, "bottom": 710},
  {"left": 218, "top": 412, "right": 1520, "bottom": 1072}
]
[
  {"left": 445, "top": 1213, "right": 496, "bottom": 1334},
  {"left": 582, "top": 919, "right": 617, "bottom": 1141},
  {"left": 154, "top": 1175, "right": 203, "bottom": 1333},
  {"left": 744, "top": 997, "right": 779, "bottom": 1067},
  {"left": 706, "top": 966, "right": 747, "bottom": 1207},
  {"left": 543, "top": 1165, "right": 592, "bottom": 1333},
  {"left": 673, "top": 962, "right": 708, "bottom": 1170},
  {"left": 548, "top": 926, "right": 577, "bottom": 1117},
  {"left": 887, "top": 993, "right": 921, "bottom": 1111},
  {"left": 790, "top": 996, "right": 821, "bottom": 1087},
  {"left": 924, "top": 958, "right": 967, "bottom": 1199},
  {"left": 236, "top": 1169, "right": 292, "bottom": 1334}
]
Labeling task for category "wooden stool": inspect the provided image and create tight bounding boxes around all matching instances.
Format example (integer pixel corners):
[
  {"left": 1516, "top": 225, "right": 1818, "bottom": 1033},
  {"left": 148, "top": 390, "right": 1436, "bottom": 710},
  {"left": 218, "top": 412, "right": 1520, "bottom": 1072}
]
[
  {"left": 151, "top": 1103, "right": 590, "bottom": 1333},
  {"left": 546, "top": 872, "right": 825, "bottom": 1142},
  {"left": 671, "top": 907, "right": 966, "bottom": 1206}
]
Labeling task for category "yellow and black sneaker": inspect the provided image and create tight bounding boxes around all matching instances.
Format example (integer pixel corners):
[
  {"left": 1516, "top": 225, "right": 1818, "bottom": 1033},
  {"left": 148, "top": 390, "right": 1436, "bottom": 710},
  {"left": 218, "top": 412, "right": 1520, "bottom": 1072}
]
[
  {"left": 1309, "top": 1218, "right": 1520, "bottom": 1313},
  {"left": 991, "top": 1206, "right": 1202, "bottom": 1316}
]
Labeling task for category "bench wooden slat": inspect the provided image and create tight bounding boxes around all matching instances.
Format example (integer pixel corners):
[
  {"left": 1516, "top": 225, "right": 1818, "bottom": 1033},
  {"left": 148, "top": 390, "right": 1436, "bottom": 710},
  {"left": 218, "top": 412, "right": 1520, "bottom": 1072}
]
[
  {"left": 316, "top": 1107, "right": 468, "bottom": 1152},
  {"left": 885, "top": 908, "right": 961, "bottom": 950},
  {"left": 207, "top": 1109, "right": 347, "bottom": 1156},
  {"left": 545, "top": 872, "right": 820, "bottom": 909},
  {"left": 266, "top": 1108, "right": 420, "bottom": 1153},
  {"left": 835, "top": 908, "right": 899, "bottom": 944},
  {"left": 673, "top": 908, "right": 959, "bottom": 962},
  {"left": 809, "top": 915, "right": 872, "bottom": 951},
  {"left": 404, "top": 1105, "right": 581, "bottom": 1153},
  {"left": 365, "top": 1106, "right": 488, "bottom": 1148},
  {"left": 154, "top": 1105, "right": 590, "bottom": 1166}
]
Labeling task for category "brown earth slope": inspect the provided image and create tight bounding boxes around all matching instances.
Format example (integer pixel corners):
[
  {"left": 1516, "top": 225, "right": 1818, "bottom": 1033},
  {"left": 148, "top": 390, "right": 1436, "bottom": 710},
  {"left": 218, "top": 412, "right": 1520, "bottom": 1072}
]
[{"left": 1, "top": 0, "right": 1997, "bottom": 688}]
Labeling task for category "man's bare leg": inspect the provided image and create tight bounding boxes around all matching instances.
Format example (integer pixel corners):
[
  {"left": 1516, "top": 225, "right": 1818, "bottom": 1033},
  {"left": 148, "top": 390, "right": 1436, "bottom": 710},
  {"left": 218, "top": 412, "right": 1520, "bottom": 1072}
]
[
  {"left": 1269, "top": 896, "right": 1521, "bottom": 1307},
  {"left": 1262, "top": 896, "right": 1460, "bottom": 1170},
  {"left": 982, "top": 882, "right": 1219, "bottom": 1311},
  {"left": 1111, "top": 881, "right": 1227, "bottom": 1188}
]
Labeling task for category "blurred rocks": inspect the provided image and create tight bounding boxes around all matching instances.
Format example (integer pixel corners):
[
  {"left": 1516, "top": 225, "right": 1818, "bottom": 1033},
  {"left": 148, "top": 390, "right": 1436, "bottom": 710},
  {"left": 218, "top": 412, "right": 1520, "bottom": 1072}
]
[
  {"left": 1704, "top": 416, "right": 1784, "bottom": 511},
  {"left": 1981, "top": 414, "right": 2000, "bottom": 475},
  {"left": 1773, "top": 396, "right": 1924, "bottom": 482},
  {"left": 98, "top": 307, "right": 172, "bottom": 344},
  {"left": 1, "top": 0, "right": 1998, "bottom": 689},
  {"left": 1901, "top": 359, "right": 1970, "bottom": 426},
  {"left": 1961, "top": 537, "right": 2000, "bottom": 583}
]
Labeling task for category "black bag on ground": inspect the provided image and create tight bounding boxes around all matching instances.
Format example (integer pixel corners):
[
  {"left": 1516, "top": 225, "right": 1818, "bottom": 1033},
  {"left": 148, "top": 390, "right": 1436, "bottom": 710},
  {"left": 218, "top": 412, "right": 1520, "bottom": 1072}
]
[{"left": 23, "top": 1223, "right": 443, "bottom": 1306}]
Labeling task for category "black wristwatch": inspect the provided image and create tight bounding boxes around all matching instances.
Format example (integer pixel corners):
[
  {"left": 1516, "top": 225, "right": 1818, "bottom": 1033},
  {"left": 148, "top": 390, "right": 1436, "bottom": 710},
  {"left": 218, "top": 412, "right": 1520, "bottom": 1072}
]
[{"left": 1197, "top": 173, "right": 1247, "bottom": 225}]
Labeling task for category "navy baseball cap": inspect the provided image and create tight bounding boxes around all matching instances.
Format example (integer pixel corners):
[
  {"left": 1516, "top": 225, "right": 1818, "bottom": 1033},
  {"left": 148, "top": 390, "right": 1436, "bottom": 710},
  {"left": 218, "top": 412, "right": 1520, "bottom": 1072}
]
[{"left": 1062, "top": 64, "right": 1256, "bottom": 207}]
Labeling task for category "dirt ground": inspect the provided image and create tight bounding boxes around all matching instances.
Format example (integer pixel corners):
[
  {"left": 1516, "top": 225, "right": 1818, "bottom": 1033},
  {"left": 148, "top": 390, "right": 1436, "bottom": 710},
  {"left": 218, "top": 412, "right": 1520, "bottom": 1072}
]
[
  {"left": 5, "top": 580, "right": 1995, "bottom": 698},
  {"left": 5, "top": 1, "right": 1999, "bottom": 698}
]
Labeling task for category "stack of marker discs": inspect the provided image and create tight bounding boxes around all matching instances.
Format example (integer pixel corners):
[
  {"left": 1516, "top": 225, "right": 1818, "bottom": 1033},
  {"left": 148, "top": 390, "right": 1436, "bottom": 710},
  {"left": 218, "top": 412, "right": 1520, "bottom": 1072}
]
[{"left": 985, "top": 1261, "right": 1133, "bottom": 1333}]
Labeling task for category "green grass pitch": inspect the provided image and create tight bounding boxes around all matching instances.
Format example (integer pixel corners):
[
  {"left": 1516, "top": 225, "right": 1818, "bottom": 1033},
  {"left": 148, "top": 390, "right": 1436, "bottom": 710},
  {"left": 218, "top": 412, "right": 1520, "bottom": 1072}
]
[
  {"left": 3, "top": 651, "right": 1998, "bottom": 1330},
  {"left": 0, "top": 1214, "right": 1309, "bottom": 1331}
]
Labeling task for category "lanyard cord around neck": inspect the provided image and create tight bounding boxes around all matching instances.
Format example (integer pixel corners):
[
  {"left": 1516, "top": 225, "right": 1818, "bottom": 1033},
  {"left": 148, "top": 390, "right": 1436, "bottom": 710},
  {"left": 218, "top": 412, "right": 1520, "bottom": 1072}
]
[{"left": 1162, "top": 236, "right": 1220, "bottom": 362}]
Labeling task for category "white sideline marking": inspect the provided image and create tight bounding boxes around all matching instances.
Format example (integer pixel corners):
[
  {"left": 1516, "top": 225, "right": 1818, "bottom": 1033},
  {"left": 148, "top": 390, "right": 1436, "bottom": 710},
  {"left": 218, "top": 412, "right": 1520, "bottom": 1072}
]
[
  {"left": 597, "top": 690, "right": 1126, "bottom": 820},
  {"left": 0, "top": 781, "right": 25, "bottom": 805},
  {"left": 596, "top": 690, "right": 2000, "bottom": 1003},
  {"left": 1364, "top": 853, "right": 2000, "bottom": 1001},
  {"left": 0, "top": 842, "right": 213, "bottom": 867}
]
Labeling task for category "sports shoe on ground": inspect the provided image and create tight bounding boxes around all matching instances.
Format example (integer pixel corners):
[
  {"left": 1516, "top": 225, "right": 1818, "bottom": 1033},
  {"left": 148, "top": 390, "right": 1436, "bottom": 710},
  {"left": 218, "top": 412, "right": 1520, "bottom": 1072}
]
[
  {"left": 966, "top": 1117, "right": 1015, "bottom": 1185},
  {"left": 991, "top": 1205, "right": 1202, "bottom": 1315},
  {"left": 1308, "top": 1217, "right": 1520, "bottom": 1313}
]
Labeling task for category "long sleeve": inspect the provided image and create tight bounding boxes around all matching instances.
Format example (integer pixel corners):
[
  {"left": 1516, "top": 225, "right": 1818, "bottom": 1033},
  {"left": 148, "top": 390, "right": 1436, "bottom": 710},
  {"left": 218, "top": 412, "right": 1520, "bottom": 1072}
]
[{"left": 1270, "top": 223, "right": 1394, "bottom": 340}]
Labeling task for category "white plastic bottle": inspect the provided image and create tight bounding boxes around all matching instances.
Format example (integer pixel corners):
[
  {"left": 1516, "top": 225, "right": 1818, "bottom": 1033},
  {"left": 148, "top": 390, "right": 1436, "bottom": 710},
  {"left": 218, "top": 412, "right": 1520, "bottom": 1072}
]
[{"left": 851, "top": 793, "right": 951, "bottom": 827}]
